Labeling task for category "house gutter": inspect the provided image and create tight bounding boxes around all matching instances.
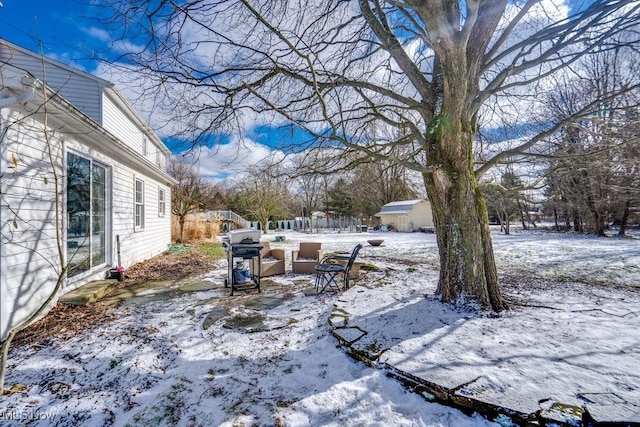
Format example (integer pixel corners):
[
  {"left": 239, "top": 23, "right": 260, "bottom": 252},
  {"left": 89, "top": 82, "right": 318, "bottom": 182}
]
[{"left": 0, "top": 64, "right": 176, "bottom": 186}]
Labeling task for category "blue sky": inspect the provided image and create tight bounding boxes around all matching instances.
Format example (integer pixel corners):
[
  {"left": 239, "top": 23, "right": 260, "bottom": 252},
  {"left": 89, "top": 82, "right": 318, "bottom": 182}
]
[
  {"left": 1, "top": 0, "right": 577, "bottom": 166},
  {"left": 0, "top": 0, "right": 307, "bottom": 162},
  {"left": 0, "top": 0, "right": 106, "bottom": 73}
]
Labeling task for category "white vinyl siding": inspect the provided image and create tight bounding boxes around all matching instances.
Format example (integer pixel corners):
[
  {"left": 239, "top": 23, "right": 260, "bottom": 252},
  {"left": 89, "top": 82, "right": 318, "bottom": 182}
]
[
  {"left": 102, "top": 94, "right": 166, "bottom": 167},
  {"left": 111, "top": 167, "right": 171, "bottom": 268},
  {"left": 135, "top": 178, "right": 145, "bottom": 230},
  {"left": 0, "top": 51, "right": 174, "bottom": 340},
  {"left": 102, "top": 94, "right": 145, "bottom": 152},
  {"left": 0, "top": 41, "right": 105, "bottom": 124},
  {"left": 0, "top": 109, "right": 63, "bottom": 339}
]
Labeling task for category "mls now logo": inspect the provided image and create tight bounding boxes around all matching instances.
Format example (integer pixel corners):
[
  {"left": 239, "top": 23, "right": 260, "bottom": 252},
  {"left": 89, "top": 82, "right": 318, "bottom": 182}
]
[{"left": 0, "top": 410, "right": 55, "bottom": 421}]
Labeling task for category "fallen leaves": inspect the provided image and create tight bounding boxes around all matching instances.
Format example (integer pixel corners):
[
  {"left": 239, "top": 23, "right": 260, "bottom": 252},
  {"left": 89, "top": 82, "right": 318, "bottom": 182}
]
[{"left": 11, "top": 244, "right": 219, "bottom": 350}]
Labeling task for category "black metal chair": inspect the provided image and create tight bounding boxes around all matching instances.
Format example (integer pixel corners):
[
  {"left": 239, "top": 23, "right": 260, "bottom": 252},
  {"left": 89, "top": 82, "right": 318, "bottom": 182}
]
[{"left": 314, "top": 243, "right": 363, "bottom": 293}]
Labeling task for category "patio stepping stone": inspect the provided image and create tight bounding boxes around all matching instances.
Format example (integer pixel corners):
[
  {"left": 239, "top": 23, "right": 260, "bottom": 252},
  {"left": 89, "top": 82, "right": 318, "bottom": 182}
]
[
  {"left": 101, "top": 280, "right": 174, "bottom": 306},
  {"left": 244, "top": 294, "right": 291, "bottom": 311},
  {"left": 59, "top": 280, "right": 117, "bottom": 306},
  {"left": 176, "top": 279, "right": 220, "bottom": 293},
  {"left": 202, "top": 306, "right": 228, "bottom": 330},
  {"left": 223, "top": 314, "right": 267, "bottom": 332}
]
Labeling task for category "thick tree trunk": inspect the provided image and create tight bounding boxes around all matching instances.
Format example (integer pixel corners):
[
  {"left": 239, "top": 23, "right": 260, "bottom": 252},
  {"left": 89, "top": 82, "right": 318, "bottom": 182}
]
[
  {"left": 503, "top": 210, "right": 510, "bottom": 235},
  {"left": 572, "top": 209, "right": 582, "bottom": 232},
  {"left": 587, "top": 195, "right": 606, "bottom": 236},
  {"left": 591, "top": 210, "right": 606, "bottom": 236},
  {"left": 563, "top": 206, "right": 571, "bottom": 231},
  {"left": 423, "top": 129, "right": 507, "bottom": 312},
  {"left": 411, "top": 4, "right": 508, "bottom": 312}
]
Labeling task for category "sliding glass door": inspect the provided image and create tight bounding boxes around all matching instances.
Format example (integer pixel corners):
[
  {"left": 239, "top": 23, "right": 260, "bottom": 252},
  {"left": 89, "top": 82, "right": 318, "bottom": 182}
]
[{"left": 67, "top": 152, "right": 107, "bottom": 277}]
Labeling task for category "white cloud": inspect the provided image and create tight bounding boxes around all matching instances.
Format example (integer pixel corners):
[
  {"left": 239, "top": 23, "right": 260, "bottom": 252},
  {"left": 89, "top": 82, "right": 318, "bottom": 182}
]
[
  {"left": 82, "top": 26, "right": 110, "bottom": 42},
  {"left": 179, "top": 136, "right": 288, "bottom": 181}
]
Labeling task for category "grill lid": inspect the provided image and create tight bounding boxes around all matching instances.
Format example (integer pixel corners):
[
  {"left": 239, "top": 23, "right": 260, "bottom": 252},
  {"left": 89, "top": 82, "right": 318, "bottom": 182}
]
[{"left": 228, "top": 228, "right": 261, "bottom": 244}]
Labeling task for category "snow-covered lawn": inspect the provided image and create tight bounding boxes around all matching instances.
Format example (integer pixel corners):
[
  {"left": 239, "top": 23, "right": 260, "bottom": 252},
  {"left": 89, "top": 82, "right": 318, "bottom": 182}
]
[{"left": 1, "top": 228, "right": 638, "bottom": 426}]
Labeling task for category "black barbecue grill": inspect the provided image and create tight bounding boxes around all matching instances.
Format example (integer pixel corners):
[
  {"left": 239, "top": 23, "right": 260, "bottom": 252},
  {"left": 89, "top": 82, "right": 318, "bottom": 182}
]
[{"left": 223, "top": 229, "right": 263, "bottom": 296}]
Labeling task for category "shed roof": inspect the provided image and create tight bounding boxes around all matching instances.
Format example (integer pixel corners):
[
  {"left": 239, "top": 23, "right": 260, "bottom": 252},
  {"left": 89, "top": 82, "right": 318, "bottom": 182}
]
[{"left": 374, "top": 199, "right": 426, "bottom": 216}]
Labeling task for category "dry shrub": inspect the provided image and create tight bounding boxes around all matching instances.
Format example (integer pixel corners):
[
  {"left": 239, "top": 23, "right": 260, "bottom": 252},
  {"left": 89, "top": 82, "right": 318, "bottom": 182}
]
[
  {"left": 205, "top": 220, "right": 220, "bottom": 238},
  {"left": 189, "top": 223, "right": 204, "bottom": 241},
  {"left": 172, "top": 214, "right": 220, "bottom": 243}
]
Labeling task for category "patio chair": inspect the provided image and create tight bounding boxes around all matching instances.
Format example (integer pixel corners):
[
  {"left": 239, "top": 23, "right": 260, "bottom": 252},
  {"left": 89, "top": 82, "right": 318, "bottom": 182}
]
[
  {"left": 291, "top": 242, "right": 323, "bottom": 274},
  {"left": 251, "top": 242, "right": 285, "bottom": 277},
  {"left": 315, "top": 243, "right": 363, "bottom": 293}
]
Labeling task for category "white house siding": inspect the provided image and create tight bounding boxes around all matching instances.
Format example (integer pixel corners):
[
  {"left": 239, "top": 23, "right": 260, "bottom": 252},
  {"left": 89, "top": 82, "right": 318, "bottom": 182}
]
[
  {"left": 78, "top": 94, "right": 172, "bottom": 268},
  {"left": 109, "top": 162, "right": 172, "bottom": 269},
  {"left": 0, "top": 108, "right": 64, "bottom": 340},
  {"left": 100, "top": 94, "right": 172, "bottom": 266},
  {"left": 102, "top": 94, "right": 145, "bottom": 154},
  {"left": 0, "top": 108, "right": 172, "bottom": 340},
  {"left": 1, "top": 44, "right": 175, "bottom": 340},
  {"left": 102, "top": 93, "right": 166, "bottom": 168},
  {"left": 0, "top": 40, "right": 104, "bottom": 124}
]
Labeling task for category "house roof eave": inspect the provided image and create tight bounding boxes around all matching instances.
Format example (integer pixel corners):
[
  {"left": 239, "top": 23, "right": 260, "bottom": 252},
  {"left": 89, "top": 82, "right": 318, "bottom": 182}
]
[
  {"left": 18, "top": 77, "right": 177, "bottom": 186},
  {"left": 0, "top": 38, "right": 111, "bottom": 88}
]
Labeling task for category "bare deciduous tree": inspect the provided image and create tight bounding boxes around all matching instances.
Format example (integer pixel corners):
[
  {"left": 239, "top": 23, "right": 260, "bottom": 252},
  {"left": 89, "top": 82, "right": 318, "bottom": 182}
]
[
  {"left": 168, "top": 157, "right": 219, "bottom": 242},
  {"left": 101, "top": 0, "right": 640, "bottom": 311},
  {"left": 543, "top": 46, "right": 640, "bottom": 235},
  {"left": 229, "top": 163, "right": 292, "bottom": 233}
]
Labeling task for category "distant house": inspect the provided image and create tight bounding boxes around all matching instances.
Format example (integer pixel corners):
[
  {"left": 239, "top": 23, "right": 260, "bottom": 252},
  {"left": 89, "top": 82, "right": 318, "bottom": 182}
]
[
  {"left": 374, "top": 199, "right": 434, "bottom": 232},
  {"left": 0, "top": 39, "right": 176, "bottom": 340}
]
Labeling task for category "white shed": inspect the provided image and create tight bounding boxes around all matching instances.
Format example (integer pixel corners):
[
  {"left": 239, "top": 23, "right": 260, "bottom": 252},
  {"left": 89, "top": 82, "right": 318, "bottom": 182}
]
[
  {"left": 374, "top": 199, "right": 434, "bottom": 232},
  {"left": 0, "top": 39, "right": 176, "bottom": 340}
]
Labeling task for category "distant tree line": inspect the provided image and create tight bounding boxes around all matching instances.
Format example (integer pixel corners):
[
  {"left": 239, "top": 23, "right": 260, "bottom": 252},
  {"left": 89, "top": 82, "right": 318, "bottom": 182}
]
[
  {"left": 481, "top": 46, "right": 640, "bottom": 237},
  {"left": 170, "top": 116, "right": 640, "bottom": 238},
  {"left": 223, "top": 152, "right": 420, "bottom": 233}
]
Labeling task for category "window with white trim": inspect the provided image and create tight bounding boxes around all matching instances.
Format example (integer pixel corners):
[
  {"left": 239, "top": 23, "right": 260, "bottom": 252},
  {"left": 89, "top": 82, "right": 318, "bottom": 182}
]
[
  {"left": 135, "top": 178, "right": 145, "bottom": 229},
  {"left": 142, "top": 138, "right": 148, "bottom": 157},
  {"left": 158, "top": 188, "right": 166, "bottom": 217},
  {"left": 158, "top": 151, "right": 167, "bottom": 170}
]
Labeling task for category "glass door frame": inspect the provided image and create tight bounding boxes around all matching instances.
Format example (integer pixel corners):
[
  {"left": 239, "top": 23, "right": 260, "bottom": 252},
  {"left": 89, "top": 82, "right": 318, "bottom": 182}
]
[{"left": 65, "top": 150, "right": 111, "bottom": 279}]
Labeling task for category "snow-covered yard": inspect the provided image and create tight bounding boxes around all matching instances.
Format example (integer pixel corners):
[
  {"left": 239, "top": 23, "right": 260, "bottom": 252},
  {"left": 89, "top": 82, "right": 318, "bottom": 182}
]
[{"left": 1, "top": 228, "right": 638, "bottom": 426}]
